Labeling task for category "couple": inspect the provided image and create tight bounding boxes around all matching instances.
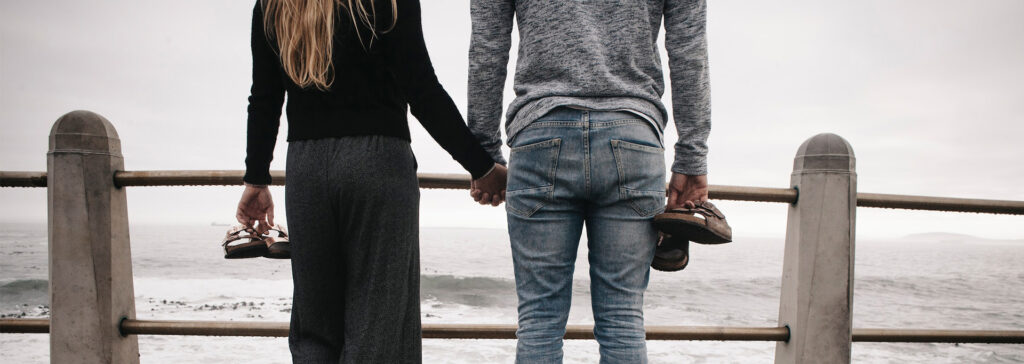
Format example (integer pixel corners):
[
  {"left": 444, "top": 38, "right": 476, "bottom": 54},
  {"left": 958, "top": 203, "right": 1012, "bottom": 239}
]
[{"left": 236, "top": 0, "right": 711, "bottom": 363}]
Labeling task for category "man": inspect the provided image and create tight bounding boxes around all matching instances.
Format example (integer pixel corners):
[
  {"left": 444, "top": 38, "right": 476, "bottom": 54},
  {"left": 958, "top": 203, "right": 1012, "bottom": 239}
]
[{"left": 468, "top": 1, "right": 711, "bottom": 362}]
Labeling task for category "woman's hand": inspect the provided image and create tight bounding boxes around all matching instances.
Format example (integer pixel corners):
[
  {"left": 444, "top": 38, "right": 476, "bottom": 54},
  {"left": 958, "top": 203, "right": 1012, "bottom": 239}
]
[
  {"left": 470, "top": 164, "right": 507, "bottom": 207},
  {"left": 236, "top": 184, "right": 275, "bottom": 233}
]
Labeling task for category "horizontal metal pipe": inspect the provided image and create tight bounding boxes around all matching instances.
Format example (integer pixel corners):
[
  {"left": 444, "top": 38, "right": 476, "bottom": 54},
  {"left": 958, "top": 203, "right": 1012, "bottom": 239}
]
[
  {"left": 115, "top": 170, "right": 268, "bottom": 187},
  {"left": 1, "top": 319, "right": 787, "bottom": 341},
  {"left": 710, "top": 184, "right": 796, "bottom": 204},
  {"left": 0, "top": 171, "right": 47, "bottom": 188},
  {"left": 857, "top": 192, "right": 1024, "bottom": 215},
  {"left": 421, "top": 324, "right": 790, "bottom": 341},
  {"left": 114, "top": 171, "right": 472, "bottom": 189},
  {"left": 853, "top": 328, "right": 1024, "bottom": 344},
  {"left": 4, "top": 170, "right": 797, "bottom": 203},
  {"left": 123, "top": 319, "right": 286, "bottom": 337},
  {"left": 2, "top": 170, "right": 1023, "bottom": 215},
  {"left": 0, "top": 318, "right": 49, "bottom": 333},
  {"left": 4, "top": 319, "right": 1023, "bottom": 344}
]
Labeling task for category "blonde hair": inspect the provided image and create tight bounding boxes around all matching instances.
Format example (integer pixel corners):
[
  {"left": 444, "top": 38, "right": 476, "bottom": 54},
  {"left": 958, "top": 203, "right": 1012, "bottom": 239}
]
[{"left": 263, "top": 0, "right": 397, "bottom": 90}]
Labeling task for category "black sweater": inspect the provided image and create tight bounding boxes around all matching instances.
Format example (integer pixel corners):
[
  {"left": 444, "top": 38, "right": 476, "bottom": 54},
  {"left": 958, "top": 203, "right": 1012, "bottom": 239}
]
[{"left": 244, "top": 0, "right": 495, "bottom": 185}]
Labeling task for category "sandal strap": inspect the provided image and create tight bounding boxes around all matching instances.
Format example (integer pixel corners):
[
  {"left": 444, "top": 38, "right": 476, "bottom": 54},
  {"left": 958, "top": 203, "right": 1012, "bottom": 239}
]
[
  {"left": 223, "top": 226, "right": 260, "bottom": 246},
  {"left": 265, "top": 224, "right": 288, "bottom": 238},
  {"left": 666, "top": 201, "right": 725, "bottom": 220},
  {"left": 693, "top": 201, "right": 725, "bottom": 219},
  {"left": 226, "top": 225, "right": 245, "bottom": 236}
]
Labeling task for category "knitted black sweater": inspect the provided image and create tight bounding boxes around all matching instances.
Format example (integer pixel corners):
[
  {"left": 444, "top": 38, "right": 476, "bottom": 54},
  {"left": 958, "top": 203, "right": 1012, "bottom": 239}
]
[{"left": 244, "top": 0, "right": 494, "bottom": 184}]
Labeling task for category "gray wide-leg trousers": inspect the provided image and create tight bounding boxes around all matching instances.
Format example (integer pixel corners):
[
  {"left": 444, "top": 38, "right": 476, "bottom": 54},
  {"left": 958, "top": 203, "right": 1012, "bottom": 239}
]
[{"left": 285, "top": 136, "right": 421, "bottom": 363}]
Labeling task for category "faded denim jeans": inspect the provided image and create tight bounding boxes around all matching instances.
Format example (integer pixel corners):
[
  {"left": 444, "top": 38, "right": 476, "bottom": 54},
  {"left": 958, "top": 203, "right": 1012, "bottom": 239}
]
[{"left": 506, "top": 107, "right": 666, "bottom": 363}]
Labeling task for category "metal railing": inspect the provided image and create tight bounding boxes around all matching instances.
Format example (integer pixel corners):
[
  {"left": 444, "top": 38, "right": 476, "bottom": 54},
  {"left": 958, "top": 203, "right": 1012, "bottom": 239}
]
[
  {"left": 1, "top": 110, "right": 1022, "bottom": 363},
  {"left": 3, "top": 170, "right": 1022, "bottom": 215},
  {"left": 2, "top": 318, "right": 1022, "bottom": 344}
]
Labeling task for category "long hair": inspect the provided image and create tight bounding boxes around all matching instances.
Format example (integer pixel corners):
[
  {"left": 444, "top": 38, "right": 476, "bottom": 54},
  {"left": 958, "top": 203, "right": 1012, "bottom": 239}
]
[{"left": 262, "top": 0, "right": 397, "bottom": 90}]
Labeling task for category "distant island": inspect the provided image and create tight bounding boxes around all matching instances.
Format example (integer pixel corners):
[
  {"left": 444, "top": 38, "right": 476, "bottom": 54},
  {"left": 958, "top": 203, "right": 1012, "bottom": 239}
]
[{"left": 902, "top": 232, "right": 1022, "bottom": 243}]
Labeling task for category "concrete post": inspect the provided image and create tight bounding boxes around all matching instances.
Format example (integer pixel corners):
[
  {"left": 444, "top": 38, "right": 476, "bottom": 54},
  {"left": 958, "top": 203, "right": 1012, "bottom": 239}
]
[
  {"left": 775, "top": 133, "right": 856, "bottom": 363},
  {"left": 47, "top": 111, "right": 139, "bottom": 363}
]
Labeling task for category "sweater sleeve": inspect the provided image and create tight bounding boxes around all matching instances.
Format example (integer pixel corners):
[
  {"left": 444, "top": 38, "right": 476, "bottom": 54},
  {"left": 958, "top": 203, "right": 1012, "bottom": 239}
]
[
  {"left": 243, "top": 1, "right": 285, "bottom": 185},
  {"left": 381, "top": 0, "right": 495, "bottom": 179},
  {"left": 467, "top": 0, "right": 515, "bottom": 166},
  {"left": 664, "top": 0, "right": 711, "bottom": 175}
]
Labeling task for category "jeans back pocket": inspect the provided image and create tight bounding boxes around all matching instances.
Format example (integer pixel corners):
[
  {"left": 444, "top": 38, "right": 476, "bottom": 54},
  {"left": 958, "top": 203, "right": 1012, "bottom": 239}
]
[
  {"left": 611, "top": 139, "right": 666, "bottom": 217},
  {"left": 507, "top": 138, "right": 561, "bottom": 217}
]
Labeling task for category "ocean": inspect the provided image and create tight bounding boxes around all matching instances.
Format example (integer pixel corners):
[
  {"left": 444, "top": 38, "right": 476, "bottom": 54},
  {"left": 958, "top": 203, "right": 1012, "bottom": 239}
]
[{"left": 1, "top": 222, "right": 1022, "bottom": 363}]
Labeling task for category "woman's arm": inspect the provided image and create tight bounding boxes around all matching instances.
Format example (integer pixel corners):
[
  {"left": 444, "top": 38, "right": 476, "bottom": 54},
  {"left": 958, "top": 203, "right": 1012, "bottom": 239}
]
[
  {"left": 239, "top": 1, "right": 284, "bottom": 232},
  {"left": 380, "top": 0, "right": 496, "bottom": 180},
  {"left": 244, "top": 1, "right": 285, "bottom": 186}
]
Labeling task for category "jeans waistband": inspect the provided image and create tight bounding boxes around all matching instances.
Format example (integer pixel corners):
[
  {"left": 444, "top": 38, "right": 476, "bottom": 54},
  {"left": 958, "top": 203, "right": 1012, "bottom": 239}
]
[{"left": 535, "top": 106, "right": 645, "bottom": 123}]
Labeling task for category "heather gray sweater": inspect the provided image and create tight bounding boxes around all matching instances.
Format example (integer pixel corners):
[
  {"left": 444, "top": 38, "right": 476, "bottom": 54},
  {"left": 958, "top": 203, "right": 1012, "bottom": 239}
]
[{"left": 468, "top": 0, "right": 711, "bottom": 175}]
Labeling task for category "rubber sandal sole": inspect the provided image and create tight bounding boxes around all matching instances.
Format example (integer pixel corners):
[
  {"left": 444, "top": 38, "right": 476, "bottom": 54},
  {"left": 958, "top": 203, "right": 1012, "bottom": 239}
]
[
  {"left": 264, "top": 238, "right": 290, "bottom": 259},
  {"left": 652, "top": 252, "right": 689, "bottom": 272},
  {"left": 224, "top": 242, "right": 269, "bottom": 259},
  {"left": 652, "top": 238, "right": 689, "bottom": 272}
]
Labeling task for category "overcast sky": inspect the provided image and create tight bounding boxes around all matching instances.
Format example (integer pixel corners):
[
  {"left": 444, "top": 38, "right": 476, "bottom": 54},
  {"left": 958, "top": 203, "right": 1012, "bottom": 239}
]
[{"left": 1, "top": 0, "right": 1022, "bottom": 239}]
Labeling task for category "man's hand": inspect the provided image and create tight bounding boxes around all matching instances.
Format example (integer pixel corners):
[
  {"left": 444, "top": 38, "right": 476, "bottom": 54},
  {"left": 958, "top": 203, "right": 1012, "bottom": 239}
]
[
  {"left": 667, "top": 173, "right": 708, "bottom": 210},
  {"left": 470, "top": 164, "right": 507, "bottom": 206},
  {"left": 236, "top": 184, "right": 275, "bottom": 234}
]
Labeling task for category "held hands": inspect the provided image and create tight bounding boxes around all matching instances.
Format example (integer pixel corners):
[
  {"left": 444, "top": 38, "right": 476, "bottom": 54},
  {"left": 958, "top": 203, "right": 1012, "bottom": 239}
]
[
  {"left": 667, "top": 173, "right": 709, "bottom": 210},
  {"left": 470, "top": 163, "right": 508, "bottom": 206},
  {"left": 236, "top": 184, "right": 275, "bottom": 234}
]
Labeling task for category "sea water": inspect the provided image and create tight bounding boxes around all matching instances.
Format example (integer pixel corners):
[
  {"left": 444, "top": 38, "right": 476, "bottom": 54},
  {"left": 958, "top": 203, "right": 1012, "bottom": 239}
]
[{"left": 1, "top": 222, "right": 1022, "bottom": 363}]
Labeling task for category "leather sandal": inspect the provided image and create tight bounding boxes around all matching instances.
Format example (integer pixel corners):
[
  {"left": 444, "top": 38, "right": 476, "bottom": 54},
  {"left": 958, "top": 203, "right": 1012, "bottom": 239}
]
[
  {"left": 651, "top": 232, "right": 689, "bottom": 272},
  {"left": 653, "top": 201, "right": 732, "bottom": 244},
  {"left": 222, "top": 225, "right": 269, "bottom": 259},
  {"left": 262, "top": 225, "right": 290, "bottom": 259}
]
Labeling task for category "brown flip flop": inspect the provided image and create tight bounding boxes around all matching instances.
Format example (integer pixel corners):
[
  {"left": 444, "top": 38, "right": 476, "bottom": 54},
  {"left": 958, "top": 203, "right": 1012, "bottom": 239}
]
[
  {"left": 263, "top": 224, "right": 290, "bottom": 259},
  {"left": 222, "top": 225, "right": 268, "bottom": 259},
  {"left": 653, "top": 201, "right": 732, "bottom": 245}
]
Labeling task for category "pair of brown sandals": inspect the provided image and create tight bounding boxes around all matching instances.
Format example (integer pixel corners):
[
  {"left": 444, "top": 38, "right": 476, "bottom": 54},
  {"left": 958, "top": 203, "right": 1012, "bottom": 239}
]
[
  {"left": 222, "top": 224, "right": 291, "bottom": 259},
  {"left": 651, "top": 201, "right": 732, "bottom": 272}
]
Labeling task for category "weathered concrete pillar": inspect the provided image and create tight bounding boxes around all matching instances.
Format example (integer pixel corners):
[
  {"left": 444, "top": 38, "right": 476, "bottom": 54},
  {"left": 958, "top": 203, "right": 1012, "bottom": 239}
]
[
  {"left": 775, "top": 133, "right": 856, "bottom": 363},
  {"left": 47, "top": 111, "right": 139, "bottom": 363}
]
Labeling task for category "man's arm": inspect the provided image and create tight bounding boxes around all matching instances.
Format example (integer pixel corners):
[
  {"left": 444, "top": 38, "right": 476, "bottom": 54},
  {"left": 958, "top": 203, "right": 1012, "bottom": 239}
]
[
  {"left": 468, "top": 0, "right": 515, "bottom": 165},
  {"left": 664, "top": 0, "right": 711, "bottom": 177}
]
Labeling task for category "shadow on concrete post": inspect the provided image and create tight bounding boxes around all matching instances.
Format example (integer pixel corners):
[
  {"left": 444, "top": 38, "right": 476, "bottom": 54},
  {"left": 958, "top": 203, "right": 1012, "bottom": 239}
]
[
  {"left": 775, "top": 133, "right": 856, "bottom": 363},
  {"left": 47, "top": 111, "right": 139, "bottom": 363}
]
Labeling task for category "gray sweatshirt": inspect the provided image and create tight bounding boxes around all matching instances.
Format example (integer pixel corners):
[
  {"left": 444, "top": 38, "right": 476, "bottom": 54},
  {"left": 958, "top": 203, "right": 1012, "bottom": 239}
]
[{"left": 468, "top": 0, "right": 711, "bottom": 175}]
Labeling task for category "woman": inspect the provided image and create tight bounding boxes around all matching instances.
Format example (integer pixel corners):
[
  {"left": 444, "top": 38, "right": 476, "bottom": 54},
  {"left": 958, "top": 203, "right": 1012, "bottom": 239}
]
[{"left": 235, "top": 0, "right": 506, "bottom": 362}]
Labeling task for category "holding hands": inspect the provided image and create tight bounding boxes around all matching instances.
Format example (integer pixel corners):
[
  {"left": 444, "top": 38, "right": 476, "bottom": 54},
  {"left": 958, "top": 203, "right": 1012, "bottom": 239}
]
[{"left": 470, "top": 163, "right": 508, "bottom": 206}]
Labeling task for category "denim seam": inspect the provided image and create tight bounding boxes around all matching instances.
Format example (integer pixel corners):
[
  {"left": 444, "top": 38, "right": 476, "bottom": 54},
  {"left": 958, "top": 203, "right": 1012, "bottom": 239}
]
[
  {"left": 525, "top": 121, "right": 588, "bottom": 128},
  {"left": 506, "top": 186, "right": 555, "bottom": 217},
  {"left": 510, "top": 138, "right": 562, "bottom": 153},
  {"left": 548, "top": 139, "right": 561, "bottom": 208},
  {"left": 583, "top": 111, "right": 591, "bottom": 196},
  {"left": 588, "top": 119, "right": 646, "bottom": 128},
  {"left": 612, "top": 139, "right": 664, "bottom": 154}
]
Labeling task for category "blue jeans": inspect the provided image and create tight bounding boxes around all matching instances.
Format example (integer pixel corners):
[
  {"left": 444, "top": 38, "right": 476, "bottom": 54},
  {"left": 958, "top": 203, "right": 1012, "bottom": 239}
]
[{"left": 506, "top": 107, "right": 666, "bottom": 363}]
